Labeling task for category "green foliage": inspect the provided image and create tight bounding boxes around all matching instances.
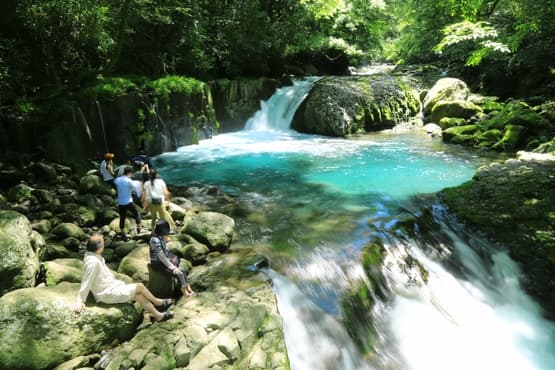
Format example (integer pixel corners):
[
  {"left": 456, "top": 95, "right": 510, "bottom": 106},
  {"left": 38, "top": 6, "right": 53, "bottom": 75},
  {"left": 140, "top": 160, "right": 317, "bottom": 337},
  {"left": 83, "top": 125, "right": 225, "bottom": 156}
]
[
  {"left": 147, "top": 76, "right": 204, "bottom": 98},
  {"left": 83, "top": 77, "right": 137, "bottom": 98},
  {"left": 434, "top": 21, "right": 510, "bottom": 67}
]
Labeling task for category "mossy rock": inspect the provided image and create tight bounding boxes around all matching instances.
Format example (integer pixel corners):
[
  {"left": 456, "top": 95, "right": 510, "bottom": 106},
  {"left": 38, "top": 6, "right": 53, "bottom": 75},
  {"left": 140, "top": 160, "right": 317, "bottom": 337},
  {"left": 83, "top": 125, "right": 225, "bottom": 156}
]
[
  {"left": 422, "top": 78, "right": 469, "bottom": 114},
  {"left": 492, "top": 124, "right": 528, "bottom": 151},
  {"left": 438, "top": 117, "right": 467, "bottom": 130},
  {"left": 430, "top": 99, "right": 482, "bottom": 123},
  {"left": 51, "top": 222, "right": 87, "bottom": 240},
  {"left": 7, "top": 183, "right": 34, "bottom": 202},
  {"left": 43, "top": 258, "right": 84, "bottom": 286},
  {"left": 442, "top": 124, "right": 480, "bottom": 142}
]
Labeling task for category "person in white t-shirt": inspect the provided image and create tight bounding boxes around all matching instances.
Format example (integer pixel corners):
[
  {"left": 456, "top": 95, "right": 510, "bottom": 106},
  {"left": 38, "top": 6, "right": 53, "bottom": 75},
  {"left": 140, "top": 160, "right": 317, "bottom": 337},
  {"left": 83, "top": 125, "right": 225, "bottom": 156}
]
[{"left": 142, "top": 169, "right": 176, "bottom": 231}]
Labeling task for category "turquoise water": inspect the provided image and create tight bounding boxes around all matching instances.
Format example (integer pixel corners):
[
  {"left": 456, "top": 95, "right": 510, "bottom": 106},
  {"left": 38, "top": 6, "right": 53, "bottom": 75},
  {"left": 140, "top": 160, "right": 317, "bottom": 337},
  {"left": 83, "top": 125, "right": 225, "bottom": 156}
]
[{"left": 154, "top": 81, "right": 555, "bottom": 370}]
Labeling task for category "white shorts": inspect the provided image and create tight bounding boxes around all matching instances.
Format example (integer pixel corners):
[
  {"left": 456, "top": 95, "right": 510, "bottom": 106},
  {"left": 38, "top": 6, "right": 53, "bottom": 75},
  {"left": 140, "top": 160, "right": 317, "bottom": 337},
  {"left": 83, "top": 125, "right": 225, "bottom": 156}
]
[{"left": 94, "top": 281, "right": 137, "bottom": 304}]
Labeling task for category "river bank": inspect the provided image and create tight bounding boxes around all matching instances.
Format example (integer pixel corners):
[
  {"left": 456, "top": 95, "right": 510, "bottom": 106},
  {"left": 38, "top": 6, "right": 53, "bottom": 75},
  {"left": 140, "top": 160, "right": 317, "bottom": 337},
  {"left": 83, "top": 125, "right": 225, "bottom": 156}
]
[{"left": 0, "top": 161, "right": 289, "bottom": 370}]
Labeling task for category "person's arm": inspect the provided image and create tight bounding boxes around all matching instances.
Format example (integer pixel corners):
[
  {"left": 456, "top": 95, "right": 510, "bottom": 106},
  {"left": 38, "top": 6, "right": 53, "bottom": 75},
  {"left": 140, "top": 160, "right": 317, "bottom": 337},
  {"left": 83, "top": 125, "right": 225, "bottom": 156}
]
[
  {"left": 153, "top": 238, "right": 178, "bottom": 272},
  {"left": 107, "top": 161, "right": 115, "bottom": 176},
  {"left": 74, "top": 258, "right": 100, "bottom": 313}
]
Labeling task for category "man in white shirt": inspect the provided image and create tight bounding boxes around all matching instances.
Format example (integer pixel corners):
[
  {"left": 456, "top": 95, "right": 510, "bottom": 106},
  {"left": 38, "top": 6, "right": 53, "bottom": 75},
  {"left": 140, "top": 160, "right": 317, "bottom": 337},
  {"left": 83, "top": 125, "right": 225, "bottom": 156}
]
[
  {"left": 114, "top": 166, "right": 141, "bottom": 241},
  {"left": 74, "top": 234, "right": 173, "bottom": 322}
]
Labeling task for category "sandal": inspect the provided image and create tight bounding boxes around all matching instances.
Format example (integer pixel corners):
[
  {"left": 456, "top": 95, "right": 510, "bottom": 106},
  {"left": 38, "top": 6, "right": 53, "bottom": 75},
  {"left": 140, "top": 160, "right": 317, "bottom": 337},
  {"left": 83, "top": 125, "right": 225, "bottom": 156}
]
[
  {"left": 158, "top": 311, "right": 174, "bottom": 322},
  {"left": 159, "top": 298, "right": 174, "bottom": 310}
]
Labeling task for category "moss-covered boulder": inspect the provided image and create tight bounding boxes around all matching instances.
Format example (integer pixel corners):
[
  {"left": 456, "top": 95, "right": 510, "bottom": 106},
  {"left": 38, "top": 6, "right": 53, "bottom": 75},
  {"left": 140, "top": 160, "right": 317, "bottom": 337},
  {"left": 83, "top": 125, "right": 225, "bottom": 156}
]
[
  {"left": 491, "top": 124, "right": 528, "bottom": 151},
  {"left": 430, "top": 100, "right": 482, "bottom": 123},
  {"left": 423, "top": 78, "right": 469, "bottom": 115},
  {"left": 438, "top": 117, "right": 467, "bottom": 130},
  {"left": 79, "top": 174, "right": 110, "bottom": 195},
  {"left": 0, "top": 282, "right": 142, "bottom": 370},
  {"left": 184, "top": 211, "right": 235, "bottom": 252},
  {"left": 61, "top": 203, "right": 97, "bottom": 227},
  {"left": 442, "top": 124, "right": 480, "bottom": 142},
  {"left": 0, "top": 210, "right": 40, "bottom": 295},
  {"left": 51, "top": 222, "right": 87, "bottom": 240},
  {"left": 292, "top": 75, "right": 420, "bottom": 136},
  {"left": 43, "top": 258, "right": 84, "bottom": 286},
  {"left": 174, "top": 234, "right": 210, "bottom": 265},
  {"left": 441, "top": 157, "right": 555, "bottom": 317},
  {"left": 117, "top": 244, "right": 149, "bottom": 283}
]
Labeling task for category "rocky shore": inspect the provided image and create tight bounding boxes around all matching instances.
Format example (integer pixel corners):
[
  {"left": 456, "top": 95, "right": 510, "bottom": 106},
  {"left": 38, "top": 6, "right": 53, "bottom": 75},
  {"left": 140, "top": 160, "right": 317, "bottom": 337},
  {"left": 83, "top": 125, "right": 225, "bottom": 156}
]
[
  {"left": 0, "top": 162, "right": 288, "bottom": 370},
  {"left": 441, "top": 151, "right": 555, "bottom": 318}
]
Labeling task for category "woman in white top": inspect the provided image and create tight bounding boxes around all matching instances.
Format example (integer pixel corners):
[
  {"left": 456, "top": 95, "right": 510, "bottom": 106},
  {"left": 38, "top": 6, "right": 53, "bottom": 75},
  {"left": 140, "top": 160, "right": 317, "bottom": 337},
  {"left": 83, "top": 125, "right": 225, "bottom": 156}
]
[
  {"left": 142, "top": 169, "right": 176, "bottom": 231},
  {"left": 74, "top": 234, "right": 174, "bottom": 322}
]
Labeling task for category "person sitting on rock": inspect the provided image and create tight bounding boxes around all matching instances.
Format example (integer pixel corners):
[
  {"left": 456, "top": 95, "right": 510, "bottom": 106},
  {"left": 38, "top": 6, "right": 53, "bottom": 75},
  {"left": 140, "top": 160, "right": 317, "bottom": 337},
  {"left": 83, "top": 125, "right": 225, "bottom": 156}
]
[
  {"left": 74, "top": 233, "right": 174, "bottom": 322},
  {"left": 149, "top": 220, "right": 194, "bottom": 297}
]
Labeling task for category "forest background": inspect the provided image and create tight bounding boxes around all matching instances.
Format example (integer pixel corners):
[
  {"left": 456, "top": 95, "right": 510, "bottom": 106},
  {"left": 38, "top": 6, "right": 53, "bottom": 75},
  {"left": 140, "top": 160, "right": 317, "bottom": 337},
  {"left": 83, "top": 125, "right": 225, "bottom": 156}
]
[{"left": 0, "top": 0, "right": 554, "bottom": 117}]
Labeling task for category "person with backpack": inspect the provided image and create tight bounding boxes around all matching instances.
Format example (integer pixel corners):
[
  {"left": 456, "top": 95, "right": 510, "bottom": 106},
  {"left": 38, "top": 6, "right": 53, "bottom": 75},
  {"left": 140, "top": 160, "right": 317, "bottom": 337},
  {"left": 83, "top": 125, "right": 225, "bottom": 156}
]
[
  {"left": 149, "top": 220, "right": 194, "bottom": 298},
  {"left": 142, "top": 169, "right": 176, "bottom": 232}
]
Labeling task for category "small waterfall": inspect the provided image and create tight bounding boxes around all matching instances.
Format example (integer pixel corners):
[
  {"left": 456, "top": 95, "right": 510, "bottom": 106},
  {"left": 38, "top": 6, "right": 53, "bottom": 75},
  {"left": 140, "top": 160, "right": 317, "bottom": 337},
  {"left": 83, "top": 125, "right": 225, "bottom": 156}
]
[
  {"left": 245, "top": 78, "right": 318, "bottom": 131},
  {"left": 95, "top": 100, "right": 109, "bottom": 152},
  {"left": 265, "top": 269, "right": 369, "bottom": 370},
  {"left": 73, "top": 106, "right": 93, "bottom": 142},
  {"left": 378, "top": 217, "right": 555, "bottom": 370}
]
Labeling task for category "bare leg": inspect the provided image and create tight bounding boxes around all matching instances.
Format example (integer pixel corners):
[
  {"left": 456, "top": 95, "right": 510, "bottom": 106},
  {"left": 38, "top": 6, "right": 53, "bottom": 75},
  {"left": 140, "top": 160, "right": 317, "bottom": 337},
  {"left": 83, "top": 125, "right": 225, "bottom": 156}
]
[
  {"left": 135, "top": 293, "right": 163, "bottom": 321},
  {"left": 134, "top": 283, "right": 164, "bottom": 306}
]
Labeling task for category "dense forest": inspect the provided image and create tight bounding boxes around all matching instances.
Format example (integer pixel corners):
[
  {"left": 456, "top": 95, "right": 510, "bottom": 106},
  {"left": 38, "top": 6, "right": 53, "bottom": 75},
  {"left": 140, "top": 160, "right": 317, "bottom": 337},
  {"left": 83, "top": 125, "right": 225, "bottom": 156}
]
[{"left": 0, "top": 0, "right": 554, "bottom": 114}]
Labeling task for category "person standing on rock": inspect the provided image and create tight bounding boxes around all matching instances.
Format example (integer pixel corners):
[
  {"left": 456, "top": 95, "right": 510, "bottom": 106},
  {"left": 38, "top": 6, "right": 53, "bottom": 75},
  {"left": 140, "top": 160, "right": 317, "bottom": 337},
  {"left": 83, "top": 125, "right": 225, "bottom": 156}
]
[
  {"left": 114, "top": 166, "right": 142, "bottom": 241},
  {"left": 149, "top": 220, "right": 194, "bottom": 297},
  {"left": 100, "top": 152, "right": 115, "bottom": 188},
  {"left": 74, "top": 233, "right": 174, "bottom": 321},
  {"left": 142, "top": 169, "right": 176, "bottom": 232}
]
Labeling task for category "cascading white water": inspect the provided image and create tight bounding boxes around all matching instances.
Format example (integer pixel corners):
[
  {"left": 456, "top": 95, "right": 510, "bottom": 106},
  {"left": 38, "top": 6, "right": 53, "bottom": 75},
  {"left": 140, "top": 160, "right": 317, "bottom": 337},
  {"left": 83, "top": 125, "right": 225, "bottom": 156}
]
[
  {"left": 245, "top": 77, "right": 319, "bottom": 131},
  {"left": 383, "top": 225, "right": 555, "bottom": 370}
]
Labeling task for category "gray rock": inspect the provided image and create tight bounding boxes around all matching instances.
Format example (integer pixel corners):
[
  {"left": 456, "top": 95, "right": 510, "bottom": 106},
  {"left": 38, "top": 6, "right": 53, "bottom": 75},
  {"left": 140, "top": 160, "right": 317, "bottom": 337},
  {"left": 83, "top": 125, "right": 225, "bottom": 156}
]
[{"left": 117, "top": 244, "right": 149, "bottom": 283}]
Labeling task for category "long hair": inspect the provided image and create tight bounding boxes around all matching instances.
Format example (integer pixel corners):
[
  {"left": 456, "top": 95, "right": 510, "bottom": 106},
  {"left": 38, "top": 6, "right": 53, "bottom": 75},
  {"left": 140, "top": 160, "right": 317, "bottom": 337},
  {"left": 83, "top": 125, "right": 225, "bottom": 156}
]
[{"left": 150, "top": 169, "right": 158, "bottom": 185}]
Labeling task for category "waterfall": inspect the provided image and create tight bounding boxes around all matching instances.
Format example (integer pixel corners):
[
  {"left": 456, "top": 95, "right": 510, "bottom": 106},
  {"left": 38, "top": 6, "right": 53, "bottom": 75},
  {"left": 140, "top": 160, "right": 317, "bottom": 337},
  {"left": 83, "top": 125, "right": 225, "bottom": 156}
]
[
  {"left": 378, "top": 215, "right": 555, "bottom": 370},
  {"left": 244, "top": 78, "right": 318, "bottom": 131},
  {"left": 95, "top": 100, "right": 109, "bottom": 152},
  {"left": 73, "top": 106, "right": 93, "bottom": 142},
  {"left": 265, "top": 270, "right": 369, "bottom": 370}
]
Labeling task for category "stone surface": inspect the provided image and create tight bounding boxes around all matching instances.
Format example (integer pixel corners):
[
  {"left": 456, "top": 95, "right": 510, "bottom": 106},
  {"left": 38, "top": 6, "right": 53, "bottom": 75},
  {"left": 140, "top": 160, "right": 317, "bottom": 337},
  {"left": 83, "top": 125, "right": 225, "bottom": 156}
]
[
  {"left": 0, "top": 210, "right": 40, "bottom": 295},
  {"left": 0, "top": 282, "right": 142, "bottom": 370},
  {"left": 184, "top": 211, "right": 235, "bottom": 252}
]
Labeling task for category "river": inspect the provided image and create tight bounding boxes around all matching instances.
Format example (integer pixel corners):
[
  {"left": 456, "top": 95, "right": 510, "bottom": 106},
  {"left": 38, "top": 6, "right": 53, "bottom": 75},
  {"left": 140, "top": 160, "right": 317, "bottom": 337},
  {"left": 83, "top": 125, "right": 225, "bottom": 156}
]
[{"left": 155, "top": 79, "right": 555, "bottom": 370}]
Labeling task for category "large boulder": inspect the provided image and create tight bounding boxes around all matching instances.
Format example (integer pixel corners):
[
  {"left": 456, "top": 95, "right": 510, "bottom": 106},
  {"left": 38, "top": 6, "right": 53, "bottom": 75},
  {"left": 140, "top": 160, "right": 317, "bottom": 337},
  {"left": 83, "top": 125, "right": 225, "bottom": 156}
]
[
  {"left": 423, "top": 78, "right": 469, "bottom": 114},
  {"left": 184, "top": 211, "right": 235, "bottom": 252},
  {"left": 0, "top": 282, "right": 142, "bottom": 370},
  {"left": 292, "top": 75, "right": 420, "bottom": 136},
  {"left": 51, "top": 222, "right": 87, "bottom": 240},
  {"left": 0, "top": 210, "right": 40, "bottom": 295}
]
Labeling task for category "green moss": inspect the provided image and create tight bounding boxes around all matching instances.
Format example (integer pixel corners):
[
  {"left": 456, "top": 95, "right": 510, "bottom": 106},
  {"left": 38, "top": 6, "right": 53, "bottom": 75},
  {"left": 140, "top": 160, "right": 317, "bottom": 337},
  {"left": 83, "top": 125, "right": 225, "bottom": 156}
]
[
  {"left": 147, "top": 76, "right": 204, "bottom": 99},
  {"left": 83, "top": 77, "right": 138, "bottom": 99}
]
